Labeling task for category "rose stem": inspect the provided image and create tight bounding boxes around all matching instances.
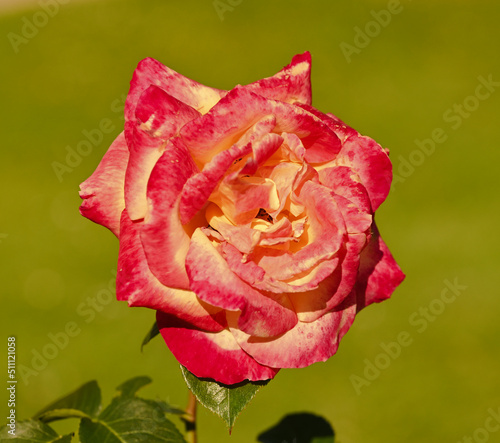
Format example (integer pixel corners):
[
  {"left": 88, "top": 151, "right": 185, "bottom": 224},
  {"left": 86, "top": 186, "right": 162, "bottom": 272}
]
[{"left": 183, "top": 390, "right": 197, "bottom": 443}]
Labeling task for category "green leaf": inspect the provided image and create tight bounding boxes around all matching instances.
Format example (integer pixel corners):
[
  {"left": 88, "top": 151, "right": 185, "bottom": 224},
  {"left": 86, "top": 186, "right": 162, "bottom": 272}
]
[
  {"left": 141, "top": 321, "right": 160, "bottom": 351},
  {"left": 180, "top": 365, "right": 269, "bottom": 431},
  {"left": 257, "top": 412, "right": 335, "bottom": 443},
  {"left": 115, "top": 376, "right": 152, "bottom": 398},
  {"left": 2, "top": 377, "right": 185, "bottom": 443},
  {"left": 78, "top": 376, "right": 186, "bottom": 442},
  {"left": 78, "top": 397, "right": 186, "bottom": 443},
  {"left": 155, "top": 400, "right": 186, "bottom": 416},
  {"left": 114, "top": 376, "right": 184, "bottom": 414},
  {"left": 0, "top": 419, "right": 74, "bottom": 442},
  {"left": 35, "top": 381, "right": 101, "bottom": 423}
]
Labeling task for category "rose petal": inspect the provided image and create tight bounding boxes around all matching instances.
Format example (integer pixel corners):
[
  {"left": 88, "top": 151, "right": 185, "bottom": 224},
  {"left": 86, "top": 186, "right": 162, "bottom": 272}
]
[
  {"left": 79, "top": 132, "right": 128, "bottom": 236},
  {"left": 180, "top": 88, "right": 268, "bottom": 167},
  {"left": 124, "top": 85, "right": 201, "bottom": 220},
  {"left": 219, "top": 178, "right": 355, "bottom": 296},
  {"left": 253, "top": 181, "right": 345, "bottom": 283},
  {"left": 243, "top": 51, "right": 312, "bottom": 105},
  {"left": 224, "top": 242, "right": 340, "bottom": 294},
  {"left": 179, "top": 142, "right": 253, "bottom": 225},
  {"left": 157, "top": 312, "right": 279, "bottom": 384},
  {"left": 297, "top": 104, "right": 358, "bottom": 142},
  {"left": 132, "top": 85, "right": 201, "bottom": 138},
  {"left": 338, "top": 135, "right": 393, "bottom": 211},
  {"left": 229, "top": 292, "right": 357, "bottom": 368},
  {"left": 125, "top": 57, "right": 225, "bottom": 119},
  {"left": 333, "top": 194, "right": 373, "bottom": 234},
  {"left": 239, "top": 132, "right": 284, "bottom": 176},
  {"left": 355, "top": 223, "right": 405, "bottom": 310},
  {"left": 210, "top": 215, "right": 295, "bottom": 256},
  {"left": 214, "top": 175, "right": 280, "bottom": 225},
  {"left": 186, "top": 228, "right": 298, "bottom": 337},
  {"left": 289, "top": 233, "right": 366, "bottom": 322},
  {"left": 280, "top": 132, "right": 306, "bottom": 162},
  {"left": 139, "top": 138, "right": 198, "bottom": 290},
  {"left": 180, "top": 87, "right": 340, "bottom": 167},
  {"left": 179, "top": 115, "right": 282, "bottom": 225},
  {"left": 317, "top": 164, "right": 375, "bottom": 236},
  {"left": 280, "top": 160, "right": 319, "bottom": 218},
  {"left": 318, "top": 166, "right": 371, "bottom": 214},
  {"left": 117, "top": 211, "right": 225, "bottom": 331},
  {"left": 206, "top": 205, "right": 261, "bottom": 254},
  {"left": 259, "top": 161, "right": 303, "bottom": 217}
]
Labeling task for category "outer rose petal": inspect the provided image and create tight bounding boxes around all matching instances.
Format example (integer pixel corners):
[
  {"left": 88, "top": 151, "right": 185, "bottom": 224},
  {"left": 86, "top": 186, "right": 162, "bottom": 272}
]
[
  {"left": 139, "top": 138, "right": 198, "bottom": 290},
  {"left": 355, "top": 223, "right": 405, "bottom": 310},
  {"left": 125, "top": 57, "right": 225, "bottom": 117},
  {"left": 157, "top": 312, "right": 279, "bottom": 384},
  {"left": 186, "top": 228, "right": 298, "bottom": 337},
  {"left": 243, "top": 52, "right": 312, "bottom": 105},
  {"left": 229, "top": 292, "right": 357, "bottom": 368},
  {"left": 318, "top": 166, "right": 372, "bottom": 214},
  {"left": 338, "top": 135, "right": 393, "bottom": 211},
  {"left": 297, "top": 104, "right": 358, "bottom": 142},
  {"left": 117, "top": 210, "right": 226, "bottom": 332},
  {"left": 124, "top": 86, "right": 201, "bottom": 220},
  {"left": 333, "top": 194, "right": 372, "bottom": 234},
  {"left": 79, "top": 132, "right": 128, "bottom": 236}
]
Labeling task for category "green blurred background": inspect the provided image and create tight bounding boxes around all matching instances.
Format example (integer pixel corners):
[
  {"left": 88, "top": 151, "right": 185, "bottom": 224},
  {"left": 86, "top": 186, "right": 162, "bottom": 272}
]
[{"left": 1, "top": 0, "right": 499, "bottom": 441}]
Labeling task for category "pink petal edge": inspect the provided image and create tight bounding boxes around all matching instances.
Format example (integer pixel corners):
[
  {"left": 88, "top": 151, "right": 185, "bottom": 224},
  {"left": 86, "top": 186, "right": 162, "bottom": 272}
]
[
  {"left": 157, "top": 312, "right": 279, "bottom": 384},
  {"left": 79, "top": 132, "right": 129, "bottom": 236},
  {"left": 355, "top": 223, "right": 405, "bottom": 310},
  {"left": 117, "top": 210, "right": 226, "bottom": 332}
]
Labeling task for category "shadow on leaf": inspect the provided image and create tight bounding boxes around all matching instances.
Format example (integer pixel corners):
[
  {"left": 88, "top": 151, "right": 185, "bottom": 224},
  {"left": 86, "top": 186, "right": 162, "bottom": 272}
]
[{"left": 257, "top": 412, "right": 335, "bottom": 443}]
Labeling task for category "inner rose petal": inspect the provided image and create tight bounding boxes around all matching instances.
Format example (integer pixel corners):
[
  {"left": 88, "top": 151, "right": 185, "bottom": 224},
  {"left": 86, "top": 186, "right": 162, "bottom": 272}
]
[
  {"left": 249, "top": 180, "right": 346, "bottom": 283},
  {"left": 179, "top": 141, "right": 253, "bottom": 225},
  {"left": 211, "top": 176, "right": 280, "bottom": 225},
  {"left": 222, "top": 242, "right": 341, "bottom": 294},
  {"left": 258, "top": 162, "right": 302, "bottom": 217},
  {"left": 181, "top": 87, "right": 341, "bottom": 168},
  {"left": 207, "top": 207, "right": 301, "bottom": 256},
  {"left": 281, "top": 132, "right": 306, "bottom": 162},
  {"left": 206, "top": 203, "right": 261, "bottom": 255}
]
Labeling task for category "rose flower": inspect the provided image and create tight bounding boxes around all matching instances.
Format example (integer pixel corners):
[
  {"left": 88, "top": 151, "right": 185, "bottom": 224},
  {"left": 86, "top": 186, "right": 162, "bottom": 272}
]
[{"left": 80, "top": 52, "right": 404, "bottom": 385}]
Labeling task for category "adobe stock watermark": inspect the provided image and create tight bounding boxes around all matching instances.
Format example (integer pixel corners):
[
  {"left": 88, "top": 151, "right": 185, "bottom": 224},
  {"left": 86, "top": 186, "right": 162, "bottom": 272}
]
[
  {"left": 18, "top": 270, "right": 117, "bottom": 385},
  {"left": 213, "top": 0, "right": 243, "bottom": 21},
  {"left": 392, "top": 74, "right": 499, "bottom": 189},
  {"left": 350, "top": 277, "right": 467, "bottom": 395},
  {"left": 457, "top": 407, "right": 500, "bottom": 443},
  {"left": 339, "top": 0, "right": 411, "bottom": 63},
  {"left": 6, "top": 336, "right": 17, "bottom": 437},
  {"left": 51, "top": 93, "right": 127, "bottom": 182},
  {"left": 7, "top": 0, "right": 71, "bottom": 54}
]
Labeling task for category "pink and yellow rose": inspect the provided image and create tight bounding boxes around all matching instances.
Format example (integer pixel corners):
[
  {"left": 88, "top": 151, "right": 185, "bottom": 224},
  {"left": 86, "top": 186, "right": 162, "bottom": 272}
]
[{"left": 80, "top": 52, "right": 404, "bottom": 384}]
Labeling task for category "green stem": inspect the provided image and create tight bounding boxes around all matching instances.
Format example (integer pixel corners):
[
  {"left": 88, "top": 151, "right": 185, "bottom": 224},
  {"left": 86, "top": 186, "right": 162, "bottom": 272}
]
[{"left": 183, "top": 390, "right": 197, "bottom": 443}]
